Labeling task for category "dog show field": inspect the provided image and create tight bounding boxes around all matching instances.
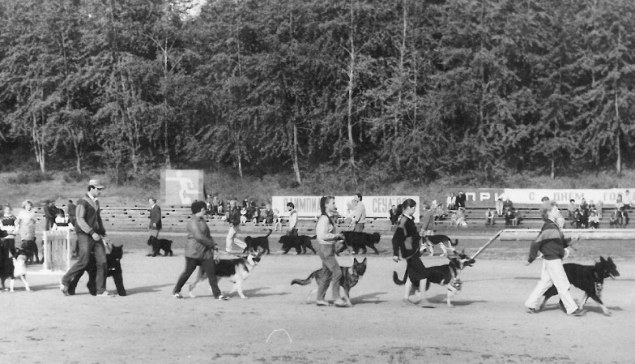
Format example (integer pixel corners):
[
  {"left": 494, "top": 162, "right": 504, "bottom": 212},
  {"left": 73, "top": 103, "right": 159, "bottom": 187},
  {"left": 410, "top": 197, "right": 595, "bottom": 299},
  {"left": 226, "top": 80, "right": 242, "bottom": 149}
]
[{"left": 1, "top": 231, "right": 634, "bottom": 364}]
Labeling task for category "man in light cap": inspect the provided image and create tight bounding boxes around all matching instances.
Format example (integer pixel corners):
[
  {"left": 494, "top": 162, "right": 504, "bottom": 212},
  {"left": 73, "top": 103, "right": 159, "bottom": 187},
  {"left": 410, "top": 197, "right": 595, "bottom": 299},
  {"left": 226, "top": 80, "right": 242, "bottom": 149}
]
[{"left": 61, "top": 179, "right": 109, "bottom": 296}]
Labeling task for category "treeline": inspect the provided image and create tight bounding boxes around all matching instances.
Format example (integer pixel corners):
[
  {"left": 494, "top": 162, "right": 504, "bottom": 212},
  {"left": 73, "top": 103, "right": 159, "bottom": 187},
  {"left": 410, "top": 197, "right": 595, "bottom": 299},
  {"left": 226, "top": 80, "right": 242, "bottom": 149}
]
[{"left": 1, "top": 0, "right": 634, "bottom": 186}]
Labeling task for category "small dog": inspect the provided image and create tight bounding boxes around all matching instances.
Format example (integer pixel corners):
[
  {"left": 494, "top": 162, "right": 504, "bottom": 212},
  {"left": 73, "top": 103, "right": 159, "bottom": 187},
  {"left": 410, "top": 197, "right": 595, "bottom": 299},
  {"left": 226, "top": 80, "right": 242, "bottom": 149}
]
[
  {"left": 244, "top": 229, "right": 272, "bottom": 255},
  {"left": 422, "top": 234, "right": 458, "bottom": 257},
  {"left": 148, "top": 236, "right": 173, "bottom": 257},
  {"left": 10, "top": 251, "right": 30, "bottom": 292},
  {"left": 189, "top": 249, "right": 262, "bottom": 299},
  {"left": 393, "top": 250, "right": 475, "bottom": 307},
  {"left": 338, "top": 231, "right": 381, "bottom": 255},
  {"left": 279, "top": 235, "right": 317, "bottom": 255},
  {"left": 540, "top": 256, "right": 619, "bottom": 316},
  {"left": 291, "top": 257, "right": 367, "bottom": 307}
]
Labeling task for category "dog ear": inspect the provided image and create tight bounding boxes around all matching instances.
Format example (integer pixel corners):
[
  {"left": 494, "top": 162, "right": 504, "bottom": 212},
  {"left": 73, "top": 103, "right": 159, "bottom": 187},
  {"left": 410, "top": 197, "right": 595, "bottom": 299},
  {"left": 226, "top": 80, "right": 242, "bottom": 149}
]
[
  {"left": 600, "top": 256, "right": 605, "bottom": 262},
  {"left": 353, "top": 258, "right": 359, "bottom": 264},
  {"left": 361, "top": 257, "right": 367, "bottom": 264}
]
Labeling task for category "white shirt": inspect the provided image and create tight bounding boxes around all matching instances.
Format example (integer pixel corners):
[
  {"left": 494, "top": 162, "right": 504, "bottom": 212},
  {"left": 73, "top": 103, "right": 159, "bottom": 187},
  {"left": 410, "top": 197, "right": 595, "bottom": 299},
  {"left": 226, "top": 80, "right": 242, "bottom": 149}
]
[{"left": 288, "top": 210, "right": 298, "bottom": 230}]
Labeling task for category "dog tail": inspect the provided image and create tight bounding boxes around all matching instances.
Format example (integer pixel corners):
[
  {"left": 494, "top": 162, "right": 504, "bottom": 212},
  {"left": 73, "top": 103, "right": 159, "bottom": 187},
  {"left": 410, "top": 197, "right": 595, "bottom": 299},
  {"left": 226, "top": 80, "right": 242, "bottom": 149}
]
[
  {"left": 291, "top": 271, "right": 316, "bottom": 286},
  {"left": 451, "top": 238, "right": 459, "bottom": 247},
  {"left": 393, "top": 270, "right": 407, "bottom": 285},
  {"left": 266, "top": 229, "right": 272, "bottom": 238}
]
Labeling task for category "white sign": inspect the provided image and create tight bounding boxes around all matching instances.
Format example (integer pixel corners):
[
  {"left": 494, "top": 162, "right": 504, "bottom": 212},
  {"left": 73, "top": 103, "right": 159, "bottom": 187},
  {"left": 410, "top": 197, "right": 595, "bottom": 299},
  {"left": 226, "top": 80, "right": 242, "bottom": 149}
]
[
  {"left": 503, "top": 188, "right": 635, "bottom": 206},
  {"left": 272, "top": 195, "right": 420, "bottom": 222}
]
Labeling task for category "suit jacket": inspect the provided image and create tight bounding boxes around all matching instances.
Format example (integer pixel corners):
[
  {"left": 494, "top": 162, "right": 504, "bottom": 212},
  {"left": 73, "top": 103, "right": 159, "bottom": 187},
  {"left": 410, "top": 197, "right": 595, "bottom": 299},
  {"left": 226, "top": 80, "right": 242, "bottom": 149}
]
[{"left": 150, "top": 204, "right": 162, "bottom": 230}]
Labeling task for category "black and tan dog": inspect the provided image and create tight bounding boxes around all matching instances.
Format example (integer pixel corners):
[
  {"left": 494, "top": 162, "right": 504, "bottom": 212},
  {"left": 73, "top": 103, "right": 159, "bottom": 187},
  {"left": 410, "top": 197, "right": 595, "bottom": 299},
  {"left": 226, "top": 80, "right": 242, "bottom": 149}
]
[
  {"left": 189, "top": 249, "right": 262, "bottom": 299},
  {"left": 422, "top": 234, "right": 458, "bottom": 257},
  {"left": 337, "top": 231, "right": 381, "bottom": 255},
  {"left": 393, "top": 250, "right": 475, "bottom": 307},
  {"left": 244, "top": 229, "right": 272, "bottom": 255},
  {"left": 291, "top": 257, "right": 367, "bottom": 307},
  {"left": 148, "top": 236, "right": 173, "bottom": 257},
  {"left": 279, "top": 235, "right": 317, "bottom": 255},
  {"left": 539, "top": 256, "right": 619, "bottom": 316}
]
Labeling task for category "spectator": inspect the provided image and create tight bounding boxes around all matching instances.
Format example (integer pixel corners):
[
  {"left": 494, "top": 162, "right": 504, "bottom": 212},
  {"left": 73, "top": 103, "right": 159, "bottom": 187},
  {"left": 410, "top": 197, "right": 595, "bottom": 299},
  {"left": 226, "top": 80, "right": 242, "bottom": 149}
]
[
  {"left": 503, "top": 198, "right": 514, "bottom": 211},
  {"left": 217, "top": 198, "right": 224, "bottom": 215},
  {"left": 495, "top": 198, "right": 504, "bottom": 216},
  {"left": 67, "top": 199, "right": 76, "bottom": 227},
  {"left": 15, "top": 200, "right": 37, "bottom": 261},
  {"left": 446, "top": 192, "right": 457, "bottom": 211},
  {"left": 240, "top": 207, "right": 248, "bottom": 225},
  {"left": 455, "top": 207, "right": 467, "bottom": 228},
  {"left": 226, "top": 200, "right": 246, "bottom": 252},
  {"left": 1, "top": 204, "right": 17, "bottom": 257},
  {"left": 44, "top": 200, "right": 56, "bottom": 231},
  {"left": 485, "top": 208, "right": 495, "bottom": 226},
  {"left": 588, "top": 211, "right": 600, "bottom": 229},
  {"left": 273, "top": 209, "right": 282, "bottom": 231},
  {"left": 567, "top": 199, "right": 577, "bottom": 219},
  {"left": 205, "top": 194, "right": 213, "bottom": 215},
  {"left": 624, "top": 190, "right": 632, "bottom": 210},
  {"left": 456, "top": 191, "right": 466, "bottom": 208},
  {"left": 420, "top": 204, "right": 434, "bottom": 237},
  {"left": 263, "top": 203, "right": 274, "bottom": 226},
  {"left": 53, "top": 209, "right": 69, "bottom": 229},
  {"left": 211, "top": 195, "right": 219, "bottom": 216},
  {"left": 389, "top": 204, "right": 399, "bottom": 226},
  {"left": 596, "top": 200, "right": 604, "bottom": 219},
  {"left": 504, "top": 207, "right": 515, "bottom": 226},
  {"left": 434, "top": 203, "right": 446, "bottom": 221},
  {"left": 351, "top": 193, "right": 366, "bottom": 232}
]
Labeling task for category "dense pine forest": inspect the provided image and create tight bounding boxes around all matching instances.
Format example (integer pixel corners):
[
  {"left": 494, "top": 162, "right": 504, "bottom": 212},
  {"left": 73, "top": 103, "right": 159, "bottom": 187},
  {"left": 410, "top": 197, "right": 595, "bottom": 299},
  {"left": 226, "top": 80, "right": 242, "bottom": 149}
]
[{"left": 0, "top": 0, "right": 634, "bottom": 188}]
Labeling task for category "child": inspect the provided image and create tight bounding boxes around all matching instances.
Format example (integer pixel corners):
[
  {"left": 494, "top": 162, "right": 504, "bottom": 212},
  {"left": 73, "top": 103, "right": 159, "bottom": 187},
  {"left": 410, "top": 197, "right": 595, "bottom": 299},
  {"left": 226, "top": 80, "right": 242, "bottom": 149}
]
[
  {"left": 485, "top": 208, "right": 495, "bottom": 225},
  {"left": 240, "top": 207, "right": 247, "bottom": 225},
  {"left": 273, "top": 209, "right": 282, "bottom": 231},
  {"left": 11, "top": 249, "right": 30, "bottom": 292},
  {"left": 588, "top": 211, "right": 600, "bottom": 229}
]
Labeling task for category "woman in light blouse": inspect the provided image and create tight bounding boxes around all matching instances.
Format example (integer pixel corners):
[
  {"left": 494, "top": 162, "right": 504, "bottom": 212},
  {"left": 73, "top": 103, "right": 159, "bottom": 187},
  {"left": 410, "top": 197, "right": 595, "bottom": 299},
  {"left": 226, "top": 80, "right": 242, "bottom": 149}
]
[{"left": 315, "top": 196, "right": 347, "bottom": 307}]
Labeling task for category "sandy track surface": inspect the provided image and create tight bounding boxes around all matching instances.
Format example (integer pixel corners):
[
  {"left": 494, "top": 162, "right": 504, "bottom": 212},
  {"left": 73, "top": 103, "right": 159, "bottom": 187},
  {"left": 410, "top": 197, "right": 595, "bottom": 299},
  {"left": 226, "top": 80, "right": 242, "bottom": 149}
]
[{"left": 1, "top": 238, "right": 634, "bottom": 364}]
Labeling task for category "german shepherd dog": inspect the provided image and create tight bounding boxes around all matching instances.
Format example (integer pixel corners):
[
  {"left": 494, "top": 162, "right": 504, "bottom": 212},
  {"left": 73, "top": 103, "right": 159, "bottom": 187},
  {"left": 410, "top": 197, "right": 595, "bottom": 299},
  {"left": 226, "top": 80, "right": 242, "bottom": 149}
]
[
  {"left": 422, "top": 234, "right": 458, "bottom": 257},
  {"left": 279, "top": 235, "right": 317, "bottom": 255},
  {"left": 188, "top": 250, "right": 262, "bottom": 299},
  {"left": 539, "top": 256, "right": 620, "bottom": 316},
  {"left": 244, "top": 229, "right": 272, "bottom": 255},
  {"left": 148, "top": 236, "right": 174, "bottom": 257},
  {"left": 291, "top": 257, "right": 367, "bottom": 307},
  {"left": 337, "top": 231, "right": 381, "bottom": 255},
  {"left": 393, "top": 251, "right": 475, "bottom": 307}
]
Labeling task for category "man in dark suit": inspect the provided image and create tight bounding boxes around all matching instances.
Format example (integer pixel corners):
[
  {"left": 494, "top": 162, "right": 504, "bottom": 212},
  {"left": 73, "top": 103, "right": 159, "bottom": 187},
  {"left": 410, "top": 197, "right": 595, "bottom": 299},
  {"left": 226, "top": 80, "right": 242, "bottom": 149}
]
[
  {"left": 147, "top": 197, "right": 162, "bottom": 256},
  {"left": 67, "top": 199, "right": 76, "bottom": 227},
  {"left": 44, "top": 200, "right": 56, "bottom": 231}
]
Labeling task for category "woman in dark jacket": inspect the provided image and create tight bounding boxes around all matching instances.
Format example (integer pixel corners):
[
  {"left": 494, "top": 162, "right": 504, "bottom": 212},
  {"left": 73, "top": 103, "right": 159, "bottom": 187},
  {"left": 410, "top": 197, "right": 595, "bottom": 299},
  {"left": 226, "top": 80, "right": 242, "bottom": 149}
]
[
  {"left": 172, "top": 201, "right": 227, "bottom": 300},
  {"left": 392, "top": 199, "right": 425, "bottom": 303}
]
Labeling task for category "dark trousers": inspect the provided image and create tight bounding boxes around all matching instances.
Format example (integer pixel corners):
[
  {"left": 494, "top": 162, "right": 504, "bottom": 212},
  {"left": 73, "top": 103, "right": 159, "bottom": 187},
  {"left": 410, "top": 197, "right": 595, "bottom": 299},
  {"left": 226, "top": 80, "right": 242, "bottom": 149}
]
[
  {"left": 62, "top": 233, "right": 107, "bottom": 294},
  {"left": 173, "top": 257, "right": 221, "bottom": 297},
  {"left": 287, "top": 228, "right": 298, "bottom": 237}
]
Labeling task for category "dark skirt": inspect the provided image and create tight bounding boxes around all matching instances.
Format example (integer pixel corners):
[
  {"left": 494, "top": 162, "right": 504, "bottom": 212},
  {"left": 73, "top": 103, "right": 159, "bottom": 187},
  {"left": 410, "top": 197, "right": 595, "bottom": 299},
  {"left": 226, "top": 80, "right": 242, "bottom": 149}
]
[{"left": 406, "top": 255, "right": 426, "bottom": 284}]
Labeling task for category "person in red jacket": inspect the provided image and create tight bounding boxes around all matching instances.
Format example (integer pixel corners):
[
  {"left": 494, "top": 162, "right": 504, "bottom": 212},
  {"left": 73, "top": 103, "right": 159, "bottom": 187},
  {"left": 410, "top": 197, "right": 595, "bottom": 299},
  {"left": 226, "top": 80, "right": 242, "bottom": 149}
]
[{"left": 524, "top": 206, "right": 585, "bottom": 316}]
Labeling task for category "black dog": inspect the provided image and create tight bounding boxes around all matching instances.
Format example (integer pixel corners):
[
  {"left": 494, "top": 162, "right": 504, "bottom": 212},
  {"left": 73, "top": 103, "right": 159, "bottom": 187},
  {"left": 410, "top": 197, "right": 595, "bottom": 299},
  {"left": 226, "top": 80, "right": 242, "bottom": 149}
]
[
  {"left": 540, "top": 256, "right": 619, "bottom": 316},
  {"left": 338, "top": 231, "right": 381, "bottom": 255},
  {"left": 20, "top": 240, "right": 40, "bottom": 265},
  {"left": 148, "top": 236, "right": 173, "bottom": 257},
  {"left": 68, "top": 244, "right": 127, "bottom": 296},
  {"left": 291, "top": 257, "right": 367, "bottom": 307},
  {"left": 279, "top": 235, "right": 317, "bottom": 254},
  {"left": 0, "top": 234, "right": 14, "bottom": 290},
  {"left": 393, "top": 250, "right": 475, "bottom": 307},
  {"left": 244, "top": 229, "right": 272, "bottom": 255}
]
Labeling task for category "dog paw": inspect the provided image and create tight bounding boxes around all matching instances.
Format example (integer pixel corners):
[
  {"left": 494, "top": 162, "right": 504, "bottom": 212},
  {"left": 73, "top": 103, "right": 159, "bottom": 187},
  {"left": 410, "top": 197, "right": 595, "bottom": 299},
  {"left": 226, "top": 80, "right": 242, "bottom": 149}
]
[{"left": 603, "top": 311, "right": 612, "bottom": 317}]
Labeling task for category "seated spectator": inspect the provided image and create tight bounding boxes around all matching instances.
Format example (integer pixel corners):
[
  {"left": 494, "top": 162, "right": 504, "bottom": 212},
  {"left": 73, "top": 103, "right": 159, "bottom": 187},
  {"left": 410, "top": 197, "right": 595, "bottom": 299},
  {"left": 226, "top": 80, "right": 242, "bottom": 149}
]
[
  {"left": 455, "top": 207, "right": 467, "bottom": 228},
  {"left": 456, "top": 191, "right": 466, "bottom": 208},
  {"left": 495, "top": 198, "right": 504, "bottom": 216},
  {"left": 240, "top": 207, "right": 247, "bottom": 225},
  {"left": 263, "top": 204, "right": 274, "bottom": 226},
  {"left": 251, "top": 203, "right": 262, "bottom": 225},
  {"left": 624, "top": 190, "right": 632, "bottom": 209},
  {"left": 504, "top": 207, "right": 515, "bottom": 226},
  {"left": 512, "top": 209, "right": 523, "bottom": 226},
  {"left": 503, "top": 198, "right": 514, "bottom": 211},
  {"left": 615, "top": 194, "right": 624, "bottom": 211},
  {"left": 389, "top": 204, "right": 399, "bottom": 225},
  {"left": 217, "top": 199, "right": 224, "bottom": 215},
  {"left": 485, "top": 208, "right": 495, "bottom": 226},
  {"left": 434, "top": 204, "right": 446, "bottom": 221},
  {"left": 588, "top": 211, "right": 600, "bottom": 229}
]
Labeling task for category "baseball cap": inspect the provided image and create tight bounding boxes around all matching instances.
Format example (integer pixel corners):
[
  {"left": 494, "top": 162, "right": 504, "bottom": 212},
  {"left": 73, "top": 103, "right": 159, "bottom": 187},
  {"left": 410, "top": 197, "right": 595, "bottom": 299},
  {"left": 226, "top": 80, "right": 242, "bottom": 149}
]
[{"left": 89, "top": 179, "right": 105, "bottom": 189}]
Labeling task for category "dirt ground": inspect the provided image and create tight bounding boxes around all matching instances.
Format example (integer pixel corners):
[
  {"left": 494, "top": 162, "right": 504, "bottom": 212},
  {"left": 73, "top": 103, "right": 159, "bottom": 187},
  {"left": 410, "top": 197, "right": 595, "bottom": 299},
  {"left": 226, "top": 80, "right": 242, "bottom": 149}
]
[{"left": 1, "top": 232, "right": 634, "bottom": 364}]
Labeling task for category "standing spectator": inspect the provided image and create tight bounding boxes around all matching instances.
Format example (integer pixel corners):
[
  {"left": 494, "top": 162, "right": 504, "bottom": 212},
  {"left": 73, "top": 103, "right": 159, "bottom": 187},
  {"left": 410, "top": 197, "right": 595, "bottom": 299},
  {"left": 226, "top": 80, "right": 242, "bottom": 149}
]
[
  {"left": 596, "top": 200, "right": 604, "bottom": 219},
  {"left": 44, "top": 200, "right": 56, "bottom": 231},
  {"left": 263, "top": 203, "right": 274, "bottom": 226},
  {"left": 15, "top": 200, "right": 37, "bottom": 263},
  {"left": 392, "top": 199, "right": 424, "bottom": 304},
  {"left": 172, "top": 200, "right": 227, "bottom": 300},
  {"left": 273, "top": 209, "right": 282, "bottom": 231},
  {"left": 485, "top": 208, "right": 495, "bottom": 225},
  {"left": 351, "top": 193, "right": 366, "bottom": 232},
  {"left": 446, "top": 192, "right": 457, "bottom": 211},
  {"left": 212, "top": 195, "right": 219, "bottom": 216},
  {"left": 225, "top": 200, "right": 246, "bottom": 252},
  {"left": 1, "top": 204, "right": 17, "bottom": 263},
  {"left": 146, "top": 197, "right": 162, "bottom": 257},
  {"left": 389, "top": 204, "right": 399, "bottom": 226},
  {"left": 456, "top": 191, "right": 467, "bottom": 208},
  {"left": 588, "top": 211, "right": 600, "bottom": 229},
  {"left": 315, "top": 196, "right": 347, "bottom": 307},
  {"left": 524, "top": 208, "right": 585, "bottom": 316},
  {"left": 495, "top": 198, "right": 504, "bottom": 216},
  {"left": 287, "top": 202, "right": 298, "bottom": 236},
  {"left": 624, "top": 190, "right": 632, "bottom": 209},
  {"left": 217, "top": 197, "right": 224, "bottom": 215},
  {"left": 567, "top": 199, "right": 578, "bottom": 220},
  {"left": 419, "top": 203, "right": 434, "bottom": 238},
  {"left": 61, "top": 179, "right": 109, "bottom": 296},
  {"left": 67, "top": 200, "right": 76, "bottom": 227}
]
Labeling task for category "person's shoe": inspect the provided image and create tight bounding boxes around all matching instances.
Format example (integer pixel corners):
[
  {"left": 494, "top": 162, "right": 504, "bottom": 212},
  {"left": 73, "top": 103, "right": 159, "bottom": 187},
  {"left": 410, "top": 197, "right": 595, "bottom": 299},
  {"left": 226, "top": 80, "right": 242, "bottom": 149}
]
[
  {"left": 569, "top": 308, "right": 586, "bottom": 317},
  {"left": 315, "top": 300, "right": 330, "bottom": 306},
  {"left": 97, "top": 291, "right": 113, "bottom": 297},
  {"left": 333, "top": 299, "right": 350, "bottom": 308},
  {"left": 526, "top": 307, "right": 538, "bottom": 314},
  {"left": 216, "top": 294, "right": 229, "bottom": 301},
  {"left": 173, "top": 293, "right": 184, "bottom": 299},
  {"left": 61, "top": 284, "right": 70, "bottom": 296}
]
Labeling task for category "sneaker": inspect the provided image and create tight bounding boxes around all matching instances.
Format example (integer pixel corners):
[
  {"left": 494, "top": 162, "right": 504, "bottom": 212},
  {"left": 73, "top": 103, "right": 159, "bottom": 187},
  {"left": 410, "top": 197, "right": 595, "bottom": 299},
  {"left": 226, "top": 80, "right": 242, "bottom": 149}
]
[
  {"left": 97, "top": 291, "right": 113, "bottom": 297},
  {"left": 316, "top": 300, "right": 330, "bottom": 306},
  {"left": 216, "top": 295, "right": 229, "bottom": 301},
  {"left": 61, "top": 285, "right": 70, "bottom": 296},
  {"left": 173, "top": 293, "right": 184, "bottom": 299},
  {"left": 569, "top": 308, "right": 586, "bottom": 317},
  {"left": 334, "top": 299, "right": 350, "bottom": 308},
  {"left": 526, "top": 307, "right": 538, "bottom": 314}
]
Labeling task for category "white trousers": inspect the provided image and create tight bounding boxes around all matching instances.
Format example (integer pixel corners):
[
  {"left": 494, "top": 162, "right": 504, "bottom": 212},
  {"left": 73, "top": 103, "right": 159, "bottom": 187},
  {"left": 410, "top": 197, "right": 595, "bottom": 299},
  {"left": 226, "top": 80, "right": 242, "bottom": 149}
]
[
  {"left": 225, "top": 225, "right": 246, "bottom": 252},
  {"left": 525, "top": 259, "right": 578, "bottom": 314}
]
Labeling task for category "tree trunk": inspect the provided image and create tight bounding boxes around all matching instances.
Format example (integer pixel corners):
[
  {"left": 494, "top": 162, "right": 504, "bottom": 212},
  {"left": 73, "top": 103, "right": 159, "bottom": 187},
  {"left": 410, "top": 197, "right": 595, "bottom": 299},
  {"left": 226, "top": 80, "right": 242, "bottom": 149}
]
[
  {"left": 163, "top": 38, "right": 171, "bottom": 169},
  {"left": 550, "top": 158, "right": 555, "bottom": 180},
  {"left": 292, "top": 121, "right": 301, "bottom": 185},
  {"left": 614, "top": 28, "right": 621, "bottom": 176},
  {"left": 346, "top": 0, "right": 356, "bottom": 170},
  {"left": 32, "top": 113, "right": 46, "bottom": 173}
]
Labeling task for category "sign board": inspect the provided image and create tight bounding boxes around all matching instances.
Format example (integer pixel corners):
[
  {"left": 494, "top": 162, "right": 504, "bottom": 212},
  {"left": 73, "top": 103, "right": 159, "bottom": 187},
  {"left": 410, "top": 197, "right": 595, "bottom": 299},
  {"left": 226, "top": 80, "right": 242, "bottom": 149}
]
[
  {"left": 272, "top": 195, "right": 420, "bottom": 222},
  {"left": 161, "top": 169, "right": 204, "bottom": 206}
]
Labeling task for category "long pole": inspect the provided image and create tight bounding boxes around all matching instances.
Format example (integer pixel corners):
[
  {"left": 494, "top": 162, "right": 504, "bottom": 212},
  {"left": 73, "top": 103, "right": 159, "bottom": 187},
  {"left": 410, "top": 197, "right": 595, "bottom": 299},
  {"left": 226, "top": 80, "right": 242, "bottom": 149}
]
[{"left": 470, "top": 230, "right": 504, "bottom": 260}]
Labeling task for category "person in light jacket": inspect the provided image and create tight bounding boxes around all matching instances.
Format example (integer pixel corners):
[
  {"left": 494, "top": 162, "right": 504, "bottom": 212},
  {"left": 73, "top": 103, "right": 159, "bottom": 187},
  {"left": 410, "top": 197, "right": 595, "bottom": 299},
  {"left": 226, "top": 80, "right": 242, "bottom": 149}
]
[{"left": 315, "top": 196, "right": 347, "bottom": 307}]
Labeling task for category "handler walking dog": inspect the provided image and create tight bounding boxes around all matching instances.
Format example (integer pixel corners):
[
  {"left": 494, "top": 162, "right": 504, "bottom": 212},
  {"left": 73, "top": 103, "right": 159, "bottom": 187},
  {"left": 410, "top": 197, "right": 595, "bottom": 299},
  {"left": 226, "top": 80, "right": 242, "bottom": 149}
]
[{"left": 524, "top": 206, "right": 586, "bottom": 316}]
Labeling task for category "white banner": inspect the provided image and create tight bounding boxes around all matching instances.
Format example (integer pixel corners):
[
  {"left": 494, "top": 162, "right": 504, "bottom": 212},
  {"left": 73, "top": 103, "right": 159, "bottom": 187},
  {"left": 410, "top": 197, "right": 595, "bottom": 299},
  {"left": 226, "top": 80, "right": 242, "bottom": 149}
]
[
  {"left": 502, "top": 188, "right": 635, "bottom": 206},
  {"left": 272, "top": 195, "right": 420, "bottom": 222}
]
